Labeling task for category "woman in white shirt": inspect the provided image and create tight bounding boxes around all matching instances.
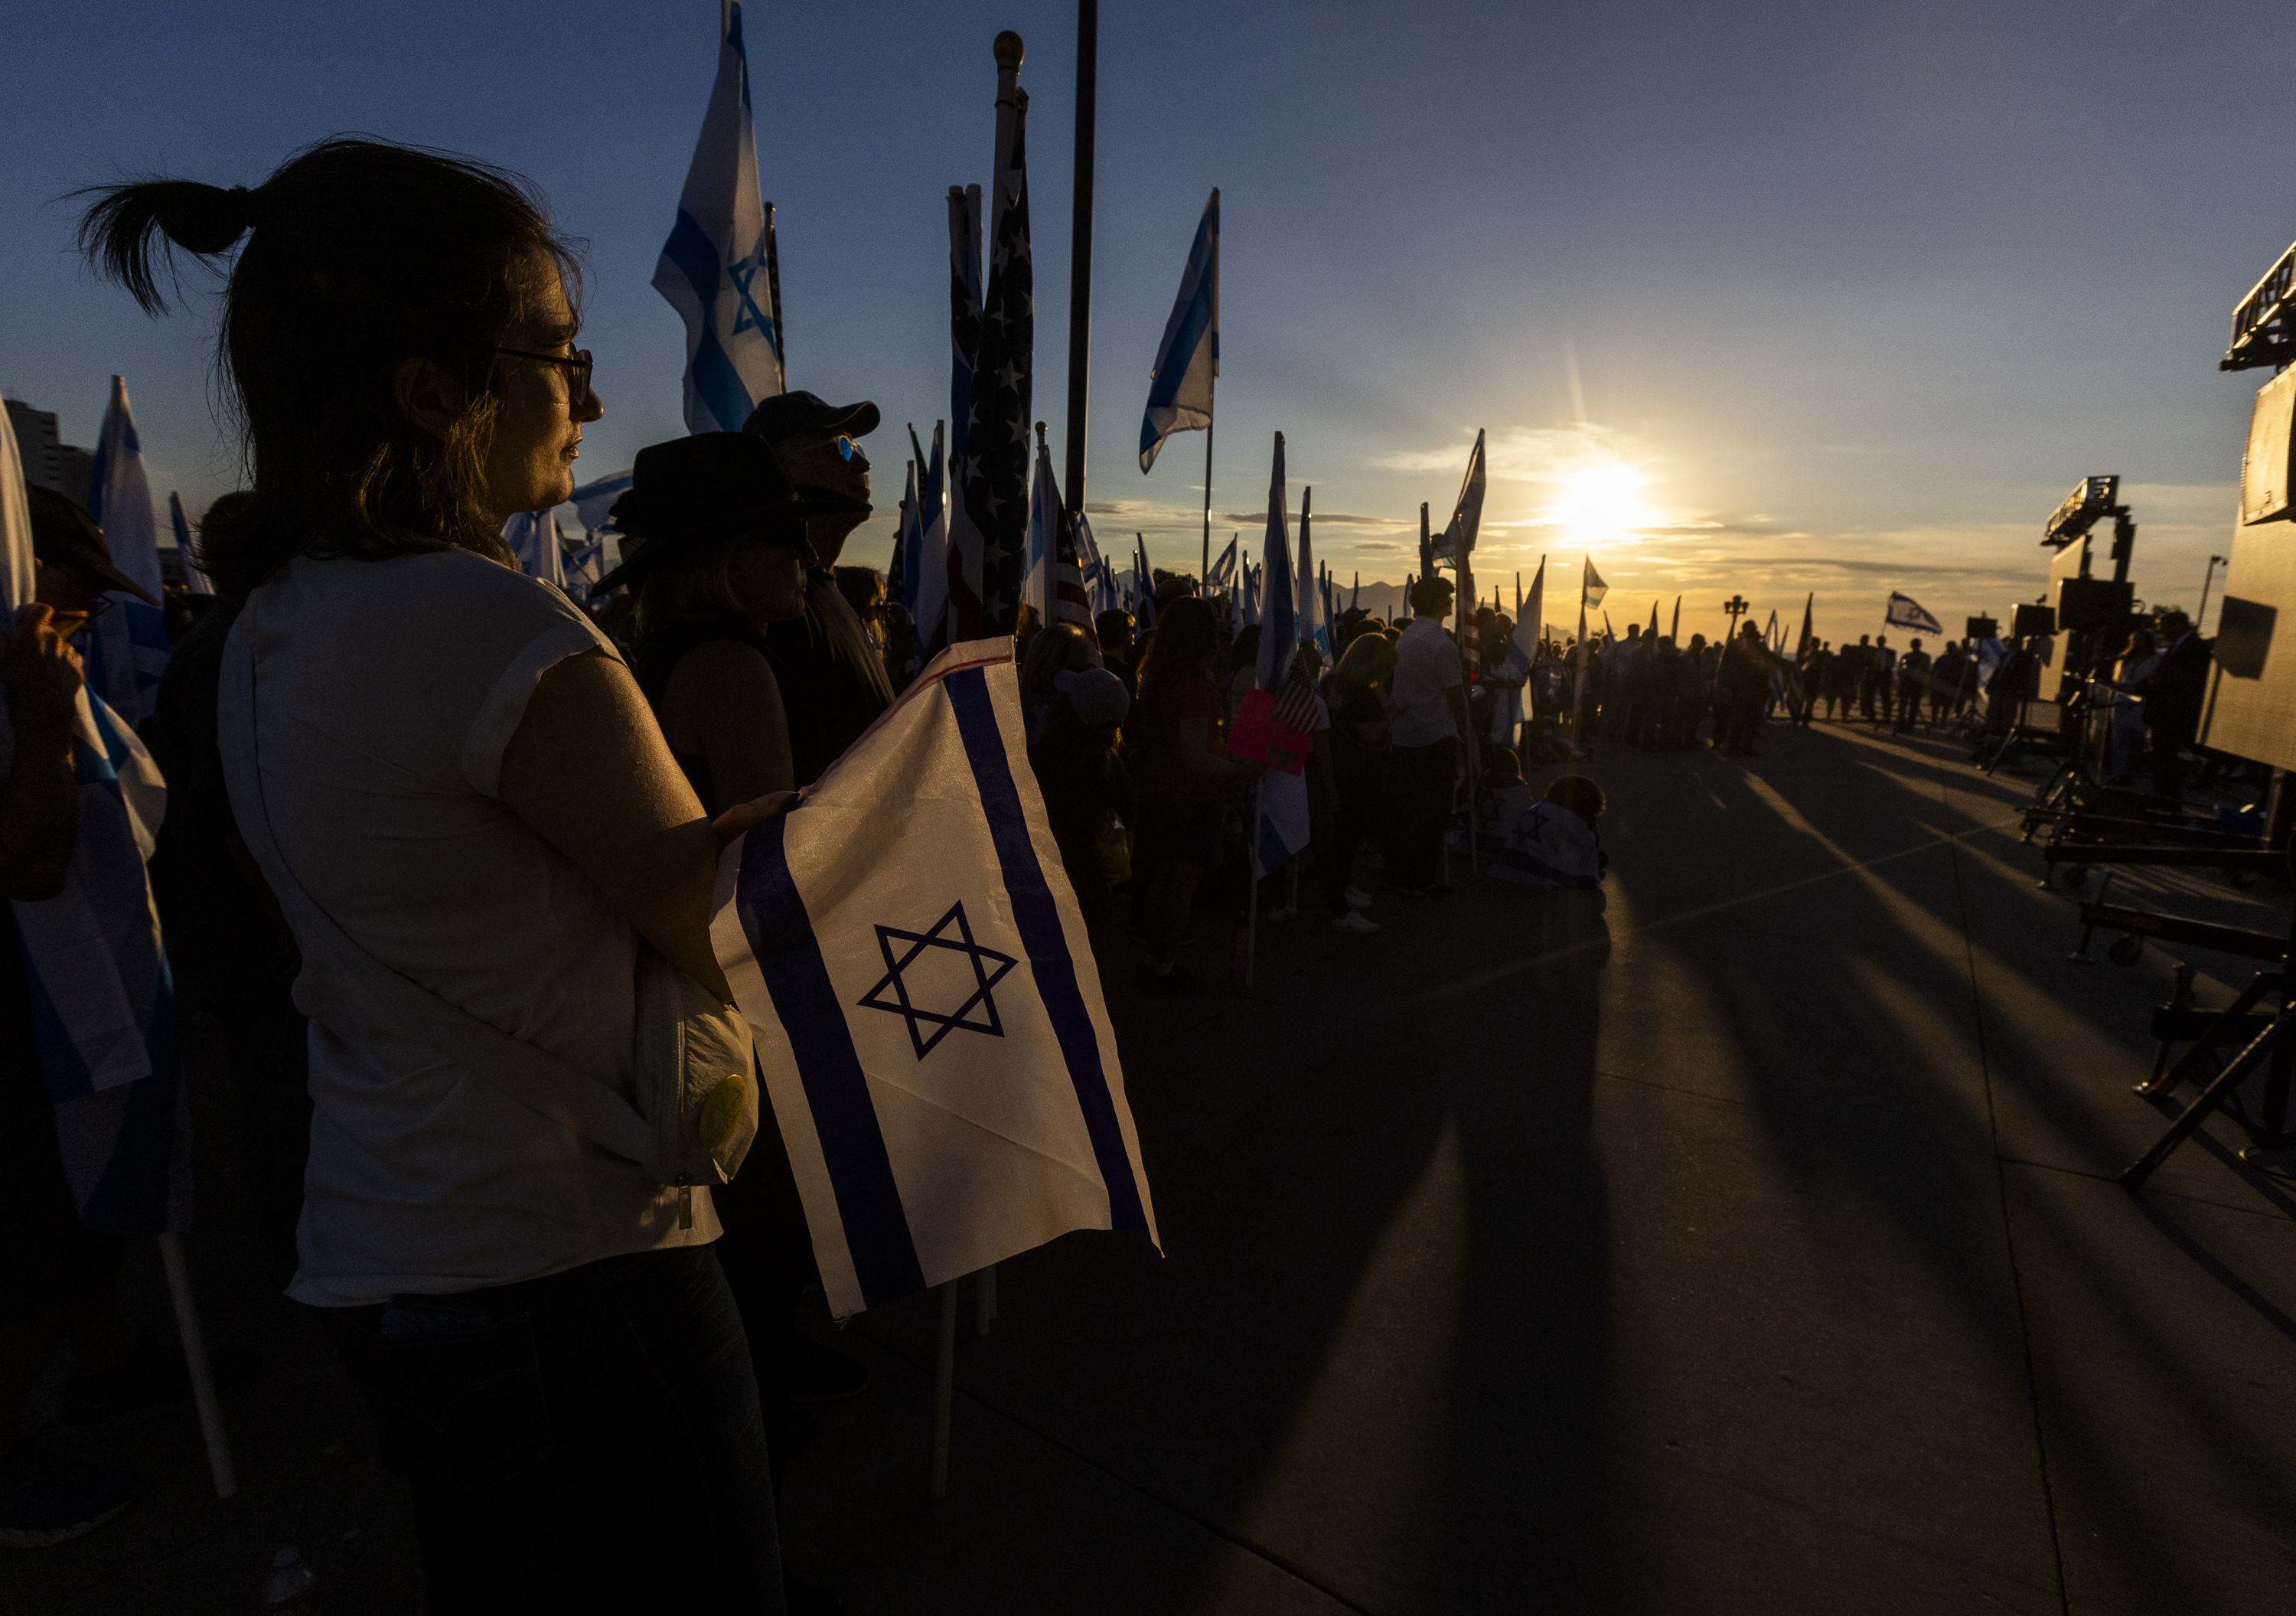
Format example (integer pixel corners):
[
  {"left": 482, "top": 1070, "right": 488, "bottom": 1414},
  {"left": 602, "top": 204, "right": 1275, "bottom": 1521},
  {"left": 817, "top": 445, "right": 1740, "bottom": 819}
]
[{"left": 81, "top": 140, "right": 794, "bottom": 1611}]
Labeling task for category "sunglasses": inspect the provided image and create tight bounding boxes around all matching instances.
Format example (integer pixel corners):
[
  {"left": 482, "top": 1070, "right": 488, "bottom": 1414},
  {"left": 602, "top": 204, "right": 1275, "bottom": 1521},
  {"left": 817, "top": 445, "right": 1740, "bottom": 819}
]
[
  {"left": 831, "top": 436, "right": 867, "bottom": 465},
  {"left": 491, "top": 345, "right": 595, "bottom": 416}
]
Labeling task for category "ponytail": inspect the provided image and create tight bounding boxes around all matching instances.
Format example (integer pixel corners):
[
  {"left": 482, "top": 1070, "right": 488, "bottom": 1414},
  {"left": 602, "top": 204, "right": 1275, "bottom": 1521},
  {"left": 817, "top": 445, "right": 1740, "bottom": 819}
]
[
  {"left": 73, "top": 139, "right": 579, "bottom": 596},
  {"left": 75, "top": 181, "right": 263, "bottom": 314}
]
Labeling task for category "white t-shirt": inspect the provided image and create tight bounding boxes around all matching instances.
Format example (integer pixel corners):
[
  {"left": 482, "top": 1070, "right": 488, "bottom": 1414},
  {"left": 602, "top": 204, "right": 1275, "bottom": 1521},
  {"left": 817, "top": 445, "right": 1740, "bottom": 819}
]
[
  {"left": 1389, "top": 617, "right": 1463, "bottom": 748},
  {"left": 228, "top": 548, "right": 718, "bottom": 1305}
]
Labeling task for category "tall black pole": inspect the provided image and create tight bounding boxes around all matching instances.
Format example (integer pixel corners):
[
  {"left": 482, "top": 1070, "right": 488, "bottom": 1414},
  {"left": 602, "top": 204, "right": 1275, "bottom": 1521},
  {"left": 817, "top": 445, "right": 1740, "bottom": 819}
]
[{"left": 1063, "top": 0, "right": 1097, "bottom": 517}]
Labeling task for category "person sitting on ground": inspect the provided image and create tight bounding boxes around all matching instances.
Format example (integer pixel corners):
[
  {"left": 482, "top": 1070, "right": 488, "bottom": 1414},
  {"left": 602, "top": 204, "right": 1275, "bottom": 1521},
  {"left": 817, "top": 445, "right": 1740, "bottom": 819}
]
[
  {"left": 1488, "top": 774, "right": 1608, "bottom": 890},
  {"left": 743, "top": 389, "right": 892, "bottom": 787},
  {"left": 78, "top": 139, "right": 807, "bottom": 1608},
  {"left": 1134, "top": 597, "right": 1262, "bottom": 995}
]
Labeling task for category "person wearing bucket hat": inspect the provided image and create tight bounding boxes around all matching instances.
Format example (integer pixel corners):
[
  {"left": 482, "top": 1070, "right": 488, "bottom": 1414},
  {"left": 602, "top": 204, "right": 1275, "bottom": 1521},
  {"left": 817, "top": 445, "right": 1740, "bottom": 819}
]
[
  {"left": 613, "top": 433, "right": 861, "bottom": 808},
  {"left": 742, "top": 391, "right": 895, "bottom": 788},
  {"left": 615, "top": 430, "right": 879, "bottom": 1427}
]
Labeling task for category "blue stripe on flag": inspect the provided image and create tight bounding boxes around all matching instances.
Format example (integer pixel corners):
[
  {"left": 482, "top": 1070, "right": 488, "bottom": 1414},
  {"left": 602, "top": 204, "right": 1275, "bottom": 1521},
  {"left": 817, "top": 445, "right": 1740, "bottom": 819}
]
[
  {"left": 661, "top": 208, "right": 755, "bottom": 433},
  {"left": 943, "top": 668, "right": 1150, "bottom": 1232},
  {"left": 735, "top": 811, "right": 926, "bottom": 1306}
]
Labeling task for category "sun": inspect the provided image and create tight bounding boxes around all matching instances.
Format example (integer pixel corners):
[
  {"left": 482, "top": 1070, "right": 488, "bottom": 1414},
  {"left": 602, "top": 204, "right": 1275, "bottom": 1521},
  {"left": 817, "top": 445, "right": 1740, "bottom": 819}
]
[{"left": 1551, "top": 464, "right": 1650, "bottom": 544}]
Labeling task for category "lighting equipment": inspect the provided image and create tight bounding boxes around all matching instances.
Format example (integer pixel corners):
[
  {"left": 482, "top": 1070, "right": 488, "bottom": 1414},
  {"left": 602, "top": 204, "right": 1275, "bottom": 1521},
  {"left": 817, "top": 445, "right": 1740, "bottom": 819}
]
[
  {"left": 1965, "top": 615, "right": 1998, "bottom": 641},
  {"left": 2044, "top": 476, "right": 2120, "bottom": 548}
]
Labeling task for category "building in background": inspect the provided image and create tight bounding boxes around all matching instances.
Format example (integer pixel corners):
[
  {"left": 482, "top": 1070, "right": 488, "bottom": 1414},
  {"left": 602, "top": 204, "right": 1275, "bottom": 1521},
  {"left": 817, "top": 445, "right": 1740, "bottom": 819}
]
[{"left": 6, "top": 399, "right": 96, "bottom": 511}]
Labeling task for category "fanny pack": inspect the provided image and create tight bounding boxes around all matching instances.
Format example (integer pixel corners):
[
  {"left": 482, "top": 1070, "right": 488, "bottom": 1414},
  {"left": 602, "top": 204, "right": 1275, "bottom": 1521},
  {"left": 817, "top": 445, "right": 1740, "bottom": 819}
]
[{"left": 219, "top": 602, "right": 758, "bottom": 1204}]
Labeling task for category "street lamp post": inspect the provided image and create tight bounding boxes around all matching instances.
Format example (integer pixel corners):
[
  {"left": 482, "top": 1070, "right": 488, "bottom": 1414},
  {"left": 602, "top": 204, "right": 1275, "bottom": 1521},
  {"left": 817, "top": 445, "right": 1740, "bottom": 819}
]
[
  {"left": 2198, "top": 554, "right": 2226, "bottom": 632},
  {"left": 1723, "top": 594, "right": 1750, "bottom": 639}
]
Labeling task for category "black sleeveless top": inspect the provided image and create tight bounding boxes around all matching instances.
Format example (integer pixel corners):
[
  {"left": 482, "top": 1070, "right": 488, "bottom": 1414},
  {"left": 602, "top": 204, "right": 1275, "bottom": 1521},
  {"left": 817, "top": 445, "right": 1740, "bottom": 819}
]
[{"left": 632, "top": 614, "right": 775, "bottom": 814}]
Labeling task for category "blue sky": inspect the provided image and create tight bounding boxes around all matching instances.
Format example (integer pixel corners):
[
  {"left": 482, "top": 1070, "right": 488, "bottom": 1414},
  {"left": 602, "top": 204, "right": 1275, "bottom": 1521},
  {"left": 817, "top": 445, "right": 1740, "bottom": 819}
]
[{"left": 5, "top": 0, "right": 2293, "bottom": 645}]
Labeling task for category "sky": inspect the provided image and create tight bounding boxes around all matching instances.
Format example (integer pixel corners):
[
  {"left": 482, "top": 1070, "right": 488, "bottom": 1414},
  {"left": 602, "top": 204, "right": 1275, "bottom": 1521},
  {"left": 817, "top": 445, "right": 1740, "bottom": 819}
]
[{"left": 5, "top": 0, "right": 2294, "bottom": 647}]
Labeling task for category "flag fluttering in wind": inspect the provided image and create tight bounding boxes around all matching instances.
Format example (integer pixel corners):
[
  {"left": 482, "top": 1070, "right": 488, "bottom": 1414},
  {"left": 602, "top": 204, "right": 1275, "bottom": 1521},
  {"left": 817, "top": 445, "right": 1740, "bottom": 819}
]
[
  {"left": 709, "top": 638, "right": 1159, "bottom": 1319},
  {"left": 961, "top": 93, "right": 1034, "bottom": 634},
  {"left": 1140, "top": 189, "right": 1220, "bottom": 475},
  {"left": 1885, "top": 592, "right": 1944, "bottom": 636},
  {"left": 1074, "top": 510, "right": 1116, "bottom": 616},
  {"left": 1434, "top": 428, "right": 1486, "bottom": 560},
  {"left": 1241, "top": 559, "right": 1260, "bottom": 626},
  {"left": 1205, "top": 535, "right": 1238, "bottom": 594},
  {"left": 946, "top": 188, "right": 986, "bottom": 640},
  {"left": 654, "top": 1, "right": 784, "bottom": 434},
  {"left": 1133, "top": 534, "right": 1156, "bottom": 632},
  {"left": 1505, "top": 557, "right": 1546, "bottom": 681},
  {"left": 1581, "top": 556, "right": 1608, "bottom": 609},
  {"left": 1798, "top": 592, "right": 1815, "bottom": 654},
  {"left": 1, "top": 393, "right": 188, "bottom": 1236},
  {"left": 82, "top": 377, "right": 168, "bottom": 727},
  {"left": 1670, "top": 596, "right": 1680, "bottom": 644},
  {"left": 1648, "top": 600, "right": 1659, "bottom": 638},
  {"left": 167, "top": 493, "right": 213, "bottom": 596}
]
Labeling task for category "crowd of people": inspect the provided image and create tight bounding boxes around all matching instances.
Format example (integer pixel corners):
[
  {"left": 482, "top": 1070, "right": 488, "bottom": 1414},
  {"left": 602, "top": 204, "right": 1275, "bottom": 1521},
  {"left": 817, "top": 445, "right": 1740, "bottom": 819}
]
[
  {"left": 5, "top": 130, "right": 2223, "bottom": 1616},
  {"left": 0, "top": 135, "right": 1614, "bottom": 1611}
]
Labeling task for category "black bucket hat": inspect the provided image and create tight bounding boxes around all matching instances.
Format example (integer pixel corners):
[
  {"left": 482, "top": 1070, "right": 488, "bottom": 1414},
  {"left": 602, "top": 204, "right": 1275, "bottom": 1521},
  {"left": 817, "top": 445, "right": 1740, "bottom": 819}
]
[
  {"left": 24, "top": 486, "right": 161, "bottom": 606},
  {"left": 589, "top": 432, "right": 866, "bottom": 597}
]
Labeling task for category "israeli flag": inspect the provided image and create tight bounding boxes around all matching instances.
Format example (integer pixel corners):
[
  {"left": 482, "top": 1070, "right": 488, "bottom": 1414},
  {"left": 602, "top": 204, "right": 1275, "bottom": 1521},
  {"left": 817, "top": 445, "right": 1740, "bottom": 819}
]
[
  {"left": 167, "top": 493, "right": 214, "bottom": 596},
  {"left": 1205, "top": 536, "right": 1237, "bottom": 594},
  {"left": 654, "top": 0, "right": 784, "bottom": 435},
  {"left": 1138, "top": 189, "right": 1218, "bottom": 474},
  {"left": 569, "top": 468, "right": 633, "bottom": 538},
  {"left": 1504, "top": 556, "right": 1546, "bottom": 681},
  {"left": 81, "top": 377, "right": 170, "bottom": 728},
  {"left": 1885, "top": 591, "right": 1945, "bottom": 636},
  {"left": 1433, "top": 428, "right": 1486, "bottom": 560},
  {"left": 0, "top": 398, "right": 189, "bottom": 1236},
  {"left": 1073, "top": 509, "right": 1115, "bottom": 616},
  {"left": 504, "top": 510, "right": 567, "bottom": 588},
  {"left": 709, "top": 640, "right": 1159, "bottom": 1318}
]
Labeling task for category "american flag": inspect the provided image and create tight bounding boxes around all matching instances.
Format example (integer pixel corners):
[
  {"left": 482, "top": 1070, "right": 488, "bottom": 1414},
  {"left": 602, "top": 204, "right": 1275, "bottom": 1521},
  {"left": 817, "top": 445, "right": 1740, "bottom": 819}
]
[
  {"left": 962, "top": 93, "right": 1033, "bottom": 635},
  {"left": 1273, "top": 668, "right": 1320, "bottom": 736}
]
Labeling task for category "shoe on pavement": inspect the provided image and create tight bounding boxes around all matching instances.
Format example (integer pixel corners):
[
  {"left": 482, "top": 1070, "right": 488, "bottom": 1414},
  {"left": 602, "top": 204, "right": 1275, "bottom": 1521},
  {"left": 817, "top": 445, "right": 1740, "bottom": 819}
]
[
  {"left": 1342, "top": 886, "right": 1373, "bottom": 909},
  {"left": 62, "top": 1334, "right": 263, "bottom": 1428},
  {"left": 0, "top": 1442, "right": 134, "bottom": 1549},
  {"left": 1134, "top": 962, "right": 1206, "bottom": 997},
  {"left": 1329, "top": 911, "right": 1381, "bottom": 935}
]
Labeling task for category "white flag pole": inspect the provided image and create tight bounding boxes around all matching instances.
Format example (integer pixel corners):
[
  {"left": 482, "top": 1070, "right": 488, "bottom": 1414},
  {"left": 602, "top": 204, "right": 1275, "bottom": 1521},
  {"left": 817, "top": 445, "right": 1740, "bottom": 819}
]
[{"left": 158, "top": 1232, "right": 236, "bottom": 1499}]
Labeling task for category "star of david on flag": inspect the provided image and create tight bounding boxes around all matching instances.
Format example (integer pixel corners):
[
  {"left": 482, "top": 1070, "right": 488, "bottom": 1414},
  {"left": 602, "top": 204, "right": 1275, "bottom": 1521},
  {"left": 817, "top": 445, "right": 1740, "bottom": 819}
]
[
  {"left": 857, "top": 901, "right": 1018, "bottom": 1059},
  {"left": 711, "top": 639, "right": 1160, "bottom": 1318}
]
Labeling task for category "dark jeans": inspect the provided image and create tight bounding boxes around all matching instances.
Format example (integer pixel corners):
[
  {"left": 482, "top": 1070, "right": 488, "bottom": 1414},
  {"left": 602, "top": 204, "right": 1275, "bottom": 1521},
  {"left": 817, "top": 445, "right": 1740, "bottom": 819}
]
[
  {"left": 1384, "top": 736, "right": 1458, "bottom": 889},
  {"left": 320, "top": 1244, "right": 784, "bottom": 1614}
]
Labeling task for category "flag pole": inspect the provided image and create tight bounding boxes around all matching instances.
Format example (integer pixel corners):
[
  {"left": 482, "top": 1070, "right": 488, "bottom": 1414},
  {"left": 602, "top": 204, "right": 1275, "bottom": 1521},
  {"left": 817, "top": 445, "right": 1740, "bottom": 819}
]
[
  {"left": 1202, "top": 413, "right": 1214, "bottom": 591},
  {"left": 1062, "top": 0, "right": 1096, "bottom": 523}
]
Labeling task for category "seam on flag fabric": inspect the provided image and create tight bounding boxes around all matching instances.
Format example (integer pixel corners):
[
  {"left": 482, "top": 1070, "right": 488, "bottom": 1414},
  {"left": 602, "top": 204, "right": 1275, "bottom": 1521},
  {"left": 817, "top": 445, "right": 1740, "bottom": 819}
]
[
  {"left": 737, "top": 811, "right": 926, "bottom": 1307},
  {"left": 943, "top": 668, "right": 1149, "bottom": 1232}
]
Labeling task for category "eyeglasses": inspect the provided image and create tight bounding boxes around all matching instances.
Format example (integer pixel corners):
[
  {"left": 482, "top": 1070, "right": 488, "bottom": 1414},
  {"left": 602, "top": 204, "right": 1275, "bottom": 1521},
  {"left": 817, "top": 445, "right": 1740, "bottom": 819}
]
[
  {"left": 491, "top": 345, "right": 595, "bottom": 415},
  {"left": 833, "top": 435, "right": 867, "bottom": 466}
]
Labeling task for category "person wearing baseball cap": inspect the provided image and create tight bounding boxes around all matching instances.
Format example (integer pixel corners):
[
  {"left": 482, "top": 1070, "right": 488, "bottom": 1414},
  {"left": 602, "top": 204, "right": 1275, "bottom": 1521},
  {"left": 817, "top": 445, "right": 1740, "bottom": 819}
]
[{"left": 740, "top": 390, "right": 893, "bottom": 788}]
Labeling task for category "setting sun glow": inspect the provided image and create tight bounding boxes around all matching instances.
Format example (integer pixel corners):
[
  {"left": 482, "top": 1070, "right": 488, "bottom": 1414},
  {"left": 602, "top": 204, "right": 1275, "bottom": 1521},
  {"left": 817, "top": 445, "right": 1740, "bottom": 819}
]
[{"left": 1550, "top": 463, "right": 1651, "bottom": 544}]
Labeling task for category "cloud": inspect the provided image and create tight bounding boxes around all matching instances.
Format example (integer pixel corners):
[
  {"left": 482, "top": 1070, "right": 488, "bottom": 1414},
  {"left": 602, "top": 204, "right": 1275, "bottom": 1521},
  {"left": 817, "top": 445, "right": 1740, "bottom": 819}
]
[
  {"left": 1349, "top": 540, "right": 1403, "bottom": 551},
  {"left": 1213, "top": 509, "right": 1407, "bottom": 527},
  {"left": 1372, "top": 422, "right": 1649, "bottom": 484}
]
